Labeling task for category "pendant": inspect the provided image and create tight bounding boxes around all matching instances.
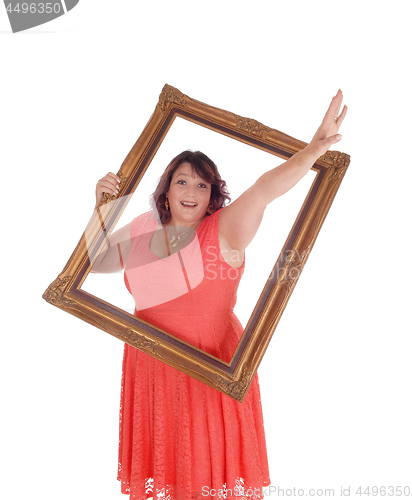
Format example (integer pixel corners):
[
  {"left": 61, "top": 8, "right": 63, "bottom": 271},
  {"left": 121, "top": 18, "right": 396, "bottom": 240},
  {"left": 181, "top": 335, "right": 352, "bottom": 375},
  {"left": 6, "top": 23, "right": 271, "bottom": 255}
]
[{"left": 169, "top": 235, "right": 181, "bottom": 248}]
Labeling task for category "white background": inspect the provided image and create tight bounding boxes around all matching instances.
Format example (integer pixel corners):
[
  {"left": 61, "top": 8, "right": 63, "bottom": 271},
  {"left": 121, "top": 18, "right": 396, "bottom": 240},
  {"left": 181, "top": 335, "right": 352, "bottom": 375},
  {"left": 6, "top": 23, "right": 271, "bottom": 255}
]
[{"left": 1, "top": 1, "right": 411, "bottom": 498}]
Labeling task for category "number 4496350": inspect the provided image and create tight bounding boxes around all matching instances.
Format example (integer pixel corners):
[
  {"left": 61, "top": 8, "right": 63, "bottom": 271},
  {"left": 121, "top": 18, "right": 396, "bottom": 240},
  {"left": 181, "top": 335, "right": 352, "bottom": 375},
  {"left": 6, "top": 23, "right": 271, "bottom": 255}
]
[
  {"left": 6, "top": 3, "right": 62, "bottom": 14},
  {"left": 355, "top": 486, "right": 410, "bottom": 496}
]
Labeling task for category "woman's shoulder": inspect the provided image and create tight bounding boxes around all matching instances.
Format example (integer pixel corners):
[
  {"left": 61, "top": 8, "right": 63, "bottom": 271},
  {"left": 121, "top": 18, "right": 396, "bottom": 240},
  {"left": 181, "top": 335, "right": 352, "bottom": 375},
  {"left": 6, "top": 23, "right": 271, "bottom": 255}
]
[
  {"left": 199, "top": 208, "right": 221, "bottom": 227},
  {"left": 131, "top": 210, "right": 156, "bottom": 223},
  {"left": 196, "top": 208, "right": 222, "bottom": 242}
]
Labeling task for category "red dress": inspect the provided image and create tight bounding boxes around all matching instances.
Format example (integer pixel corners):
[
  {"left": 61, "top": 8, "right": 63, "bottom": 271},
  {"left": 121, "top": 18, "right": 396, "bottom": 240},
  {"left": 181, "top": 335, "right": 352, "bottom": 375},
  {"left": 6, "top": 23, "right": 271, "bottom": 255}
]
[{"left": 118, "top": 209, "right": 271, "bottom": 500}]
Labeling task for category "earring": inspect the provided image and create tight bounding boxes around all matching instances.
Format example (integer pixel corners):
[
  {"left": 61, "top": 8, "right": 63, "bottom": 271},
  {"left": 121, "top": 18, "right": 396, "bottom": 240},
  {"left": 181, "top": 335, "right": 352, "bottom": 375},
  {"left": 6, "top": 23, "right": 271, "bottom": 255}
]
[
  {"left": 165, "top": 197, "right": 169, "bottom": 210},
  {"left": 207, "top": 204, "right": 213, "bottom": 214}
]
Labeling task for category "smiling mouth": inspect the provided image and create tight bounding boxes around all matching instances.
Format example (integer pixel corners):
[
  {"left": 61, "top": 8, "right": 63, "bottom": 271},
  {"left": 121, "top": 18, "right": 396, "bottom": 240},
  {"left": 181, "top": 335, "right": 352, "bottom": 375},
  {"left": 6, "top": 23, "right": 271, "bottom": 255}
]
[{"left": 180, "top": 201, "right": 198, "bottom": 207}]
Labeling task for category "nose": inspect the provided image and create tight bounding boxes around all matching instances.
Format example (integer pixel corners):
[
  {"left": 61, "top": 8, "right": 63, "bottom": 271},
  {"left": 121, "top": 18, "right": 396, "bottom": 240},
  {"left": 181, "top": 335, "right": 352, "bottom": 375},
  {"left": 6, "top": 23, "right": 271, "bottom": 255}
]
[{"left": 185, "top": 183, "right": 197, "bottom": 197}]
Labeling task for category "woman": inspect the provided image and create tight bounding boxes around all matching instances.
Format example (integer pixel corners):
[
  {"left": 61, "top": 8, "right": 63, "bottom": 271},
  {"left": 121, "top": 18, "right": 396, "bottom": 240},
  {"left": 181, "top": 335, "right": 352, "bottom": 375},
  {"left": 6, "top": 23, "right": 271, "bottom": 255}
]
[{"left": 93, "top": 91, "right": 347, "bottom": 500}]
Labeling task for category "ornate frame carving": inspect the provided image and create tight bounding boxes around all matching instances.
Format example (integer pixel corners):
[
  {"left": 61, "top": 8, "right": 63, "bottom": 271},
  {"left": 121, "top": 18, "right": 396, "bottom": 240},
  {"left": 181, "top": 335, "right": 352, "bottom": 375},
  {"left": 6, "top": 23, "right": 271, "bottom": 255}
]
[{"left": 43, "top": 84, "right": 350, "bottom": 402}]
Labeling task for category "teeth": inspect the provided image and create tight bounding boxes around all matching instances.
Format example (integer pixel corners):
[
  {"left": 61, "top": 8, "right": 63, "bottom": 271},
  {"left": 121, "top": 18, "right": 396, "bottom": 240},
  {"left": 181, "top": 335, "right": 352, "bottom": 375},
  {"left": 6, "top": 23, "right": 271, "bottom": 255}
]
[{"left": 181, "top": 202, "right": 197, "bottom": 206}]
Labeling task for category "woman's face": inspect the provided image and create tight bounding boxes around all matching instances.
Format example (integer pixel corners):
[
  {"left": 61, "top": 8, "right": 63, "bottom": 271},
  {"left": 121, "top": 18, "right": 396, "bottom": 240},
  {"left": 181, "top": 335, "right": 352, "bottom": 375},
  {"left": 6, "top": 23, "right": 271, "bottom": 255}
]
[{"left": 166, "top": 162, "right": 212, "bottom": 226}]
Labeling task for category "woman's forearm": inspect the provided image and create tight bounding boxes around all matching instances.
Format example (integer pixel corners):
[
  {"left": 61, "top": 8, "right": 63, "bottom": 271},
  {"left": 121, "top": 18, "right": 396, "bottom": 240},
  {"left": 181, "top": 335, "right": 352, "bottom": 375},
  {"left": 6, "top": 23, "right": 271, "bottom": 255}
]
[
  {"left": 90, "top": 220, "right": 132, "bottom": 274},
  {"left": 253, "top": 145, "right": 319, "bottom": 208},
  {"left": 90, "top": 239, "right": 110, "bottom": 273}
]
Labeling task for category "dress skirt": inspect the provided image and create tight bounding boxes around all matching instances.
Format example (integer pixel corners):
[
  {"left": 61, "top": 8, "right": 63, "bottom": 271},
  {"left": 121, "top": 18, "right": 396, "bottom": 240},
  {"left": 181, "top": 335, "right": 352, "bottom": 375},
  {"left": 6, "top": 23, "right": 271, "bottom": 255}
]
[{"left": 117, "top": 209, "right": 271, "bottom": 499}]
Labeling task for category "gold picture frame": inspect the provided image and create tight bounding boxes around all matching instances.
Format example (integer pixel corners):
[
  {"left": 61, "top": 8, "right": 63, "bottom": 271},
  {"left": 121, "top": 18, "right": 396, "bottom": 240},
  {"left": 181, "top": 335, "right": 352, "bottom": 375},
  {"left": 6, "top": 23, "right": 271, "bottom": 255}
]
[{"left": 43, "top": 84, "right": 350, "bottom": 402}]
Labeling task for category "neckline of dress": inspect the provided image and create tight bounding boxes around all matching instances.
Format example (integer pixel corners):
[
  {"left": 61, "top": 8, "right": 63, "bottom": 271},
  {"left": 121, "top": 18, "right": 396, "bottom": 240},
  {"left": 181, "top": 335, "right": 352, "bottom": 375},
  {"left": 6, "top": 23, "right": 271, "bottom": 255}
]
[{"left": 148, "top": 211, "right": 214, "bottom": 260}]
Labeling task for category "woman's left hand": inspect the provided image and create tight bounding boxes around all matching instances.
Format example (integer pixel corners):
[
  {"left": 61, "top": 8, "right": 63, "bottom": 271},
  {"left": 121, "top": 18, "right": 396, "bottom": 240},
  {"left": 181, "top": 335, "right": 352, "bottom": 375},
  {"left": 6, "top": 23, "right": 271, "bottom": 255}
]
[{"left": 307, "top": 89, "right": 348, "bottom": 159}]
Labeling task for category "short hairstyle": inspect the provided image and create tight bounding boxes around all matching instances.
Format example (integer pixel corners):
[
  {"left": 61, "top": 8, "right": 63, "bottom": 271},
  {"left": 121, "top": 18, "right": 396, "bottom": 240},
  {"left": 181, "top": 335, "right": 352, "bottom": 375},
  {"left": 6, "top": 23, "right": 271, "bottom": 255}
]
[{"left": 151, "top": 150, "right": 231, "bottom": 224}]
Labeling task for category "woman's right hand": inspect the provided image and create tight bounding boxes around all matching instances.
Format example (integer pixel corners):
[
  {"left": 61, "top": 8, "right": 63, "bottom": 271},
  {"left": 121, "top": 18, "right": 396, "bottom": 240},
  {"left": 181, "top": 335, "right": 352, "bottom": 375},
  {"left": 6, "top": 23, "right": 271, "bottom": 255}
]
[{"left": 95, "top": 172, "right": 120, "bottom": 208}]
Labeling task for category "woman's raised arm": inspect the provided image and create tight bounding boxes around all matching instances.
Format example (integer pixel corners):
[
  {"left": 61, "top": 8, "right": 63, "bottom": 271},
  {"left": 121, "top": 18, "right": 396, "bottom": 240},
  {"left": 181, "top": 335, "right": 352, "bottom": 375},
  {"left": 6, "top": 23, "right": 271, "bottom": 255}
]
[{"left": 219, "top": 90, "right": 348, "bottom": 253}]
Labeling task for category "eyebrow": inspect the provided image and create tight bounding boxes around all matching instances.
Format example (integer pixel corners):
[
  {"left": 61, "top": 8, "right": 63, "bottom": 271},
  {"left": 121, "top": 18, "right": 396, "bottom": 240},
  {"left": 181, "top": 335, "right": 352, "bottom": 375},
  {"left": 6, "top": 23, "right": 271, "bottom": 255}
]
[{"left": 175, "top": 173, "right": 209, "bottom": 183}]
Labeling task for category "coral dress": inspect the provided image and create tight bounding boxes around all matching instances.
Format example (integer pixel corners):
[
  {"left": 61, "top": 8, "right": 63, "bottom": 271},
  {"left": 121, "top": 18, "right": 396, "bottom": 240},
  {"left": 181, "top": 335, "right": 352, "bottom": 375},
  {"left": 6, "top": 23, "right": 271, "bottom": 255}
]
[{"left": 118, "top": 209, "right": 271, "bottom": 500}]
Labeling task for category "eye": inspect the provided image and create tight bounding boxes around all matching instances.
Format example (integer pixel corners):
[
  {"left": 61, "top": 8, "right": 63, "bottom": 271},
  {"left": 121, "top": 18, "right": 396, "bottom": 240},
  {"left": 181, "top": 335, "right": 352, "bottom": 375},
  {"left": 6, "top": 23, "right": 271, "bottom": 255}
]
[
  {"left": 198, "top": 183, "right": 207, "bottom": 189},
  {"left": 177, "top": 180, "right": 186, "bottom": 185}
]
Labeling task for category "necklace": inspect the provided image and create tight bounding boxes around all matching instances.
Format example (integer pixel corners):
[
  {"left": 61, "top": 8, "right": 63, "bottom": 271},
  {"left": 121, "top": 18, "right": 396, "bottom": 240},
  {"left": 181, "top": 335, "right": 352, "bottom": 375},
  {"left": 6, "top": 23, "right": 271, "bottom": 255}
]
[{"left": 157, "top": 219, "right": 198, "bottom": 250}]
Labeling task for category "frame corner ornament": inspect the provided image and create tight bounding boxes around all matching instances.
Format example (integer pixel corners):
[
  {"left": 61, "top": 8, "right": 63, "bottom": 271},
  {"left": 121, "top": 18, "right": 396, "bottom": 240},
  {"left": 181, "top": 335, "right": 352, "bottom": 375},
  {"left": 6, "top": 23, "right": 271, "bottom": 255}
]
[
  {"left": 215, "top": 362, "right": 251, "bottom": 402},
  {"left": 42, "top": 276, "right": 77, "bottom": 307},
  {"left": 319, "top": 150, "right": 351, "bottom": 180},
  {"left": 159, "top": 84, "right": 187, "bottom": 114}
]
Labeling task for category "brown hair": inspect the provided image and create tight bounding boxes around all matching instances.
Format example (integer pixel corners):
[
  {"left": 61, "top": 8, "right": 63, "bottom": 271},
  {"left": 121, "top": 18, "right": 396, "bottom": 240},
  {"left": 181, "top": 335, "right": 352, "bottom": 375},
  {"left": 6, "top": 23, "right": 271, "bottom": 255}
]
[{"left": 151, "top": 150, "right": 231, "bottom": 224}]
